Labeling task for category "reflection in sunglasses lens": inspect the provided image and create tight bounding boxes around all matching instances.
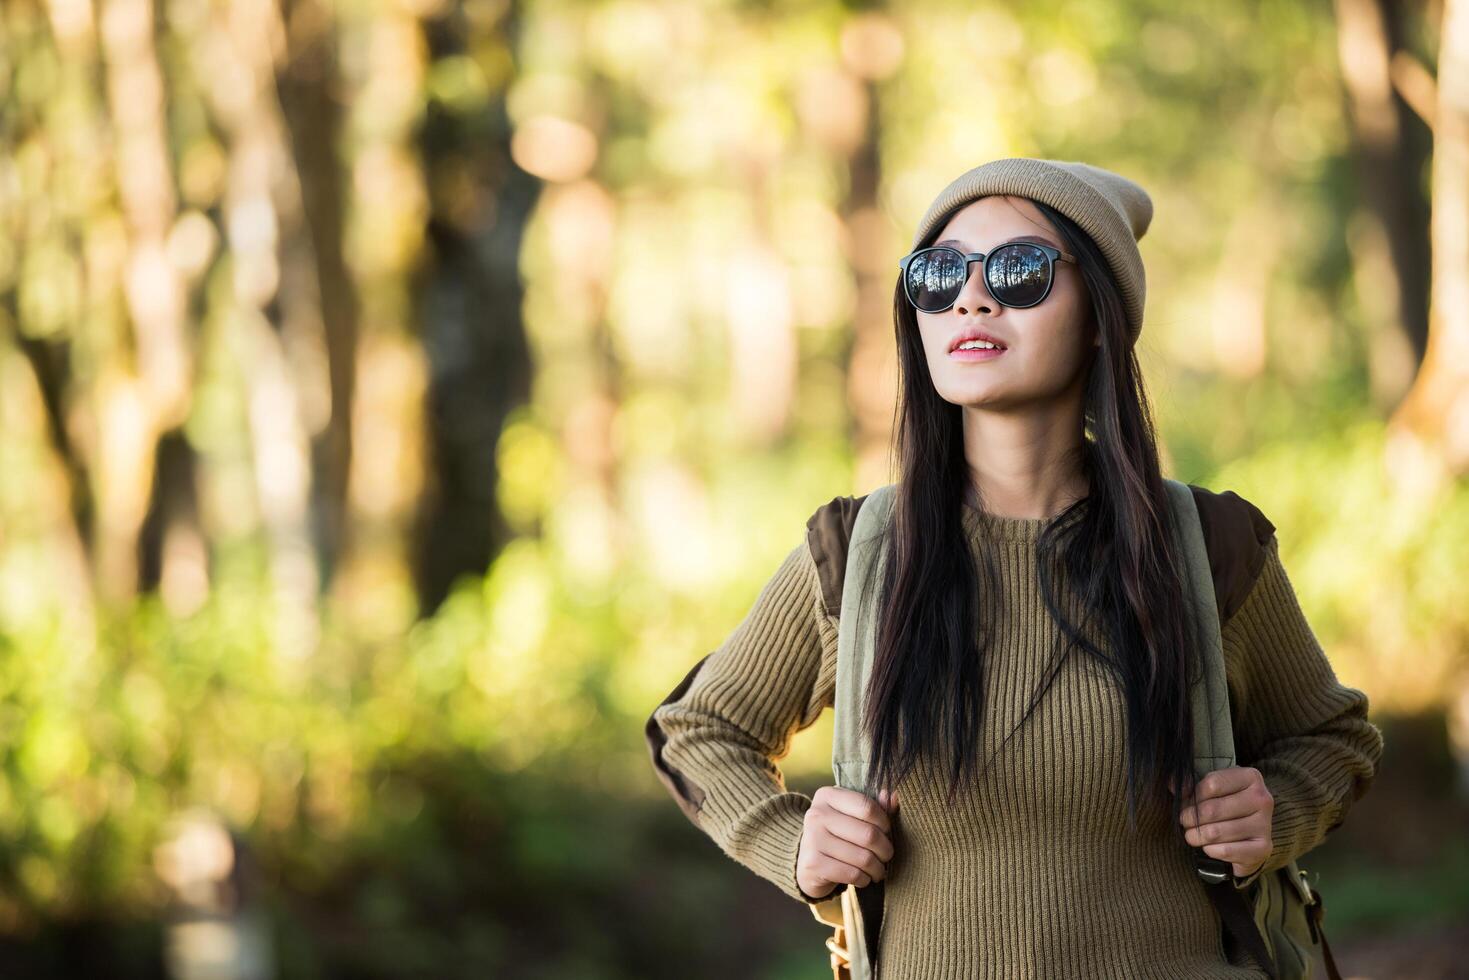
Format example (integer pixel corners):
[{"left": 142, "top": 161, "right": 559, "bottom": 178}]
[
  {"left": 989, "top": 244, "right": 1049, "bottom": 306},
  {"left": 907, "top": 248, "right": 966, "bottom": 312}
]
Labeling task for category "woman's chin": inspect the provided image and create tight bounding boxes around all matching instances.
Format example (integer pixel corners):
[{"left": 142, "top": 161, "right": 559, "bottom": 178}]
[{"left": 936, "top": 380, "right": 1007, "bottom": 407}]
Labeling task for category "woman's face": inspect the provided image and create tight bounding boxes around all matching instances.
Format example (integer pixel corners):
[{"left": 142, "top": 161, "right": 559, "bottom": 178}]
[{"left": 913, "top": 195, "right": 1096, "bottom": 413}]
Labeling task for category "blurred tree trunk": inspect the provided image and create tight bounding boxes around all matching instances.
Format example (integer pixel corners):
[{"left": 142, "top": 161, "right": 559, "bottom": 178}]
[
  {"left": 1333, "top": 0, "right": 1434, "bottom": 409},
  {"left": 13, "top": 331, "right": 94, "bottom": 560},
  {"left": 99, "top": 0, "right": 191, "bottom": 601},
  {"left": 202, "top": 0, "right": 321, "bottom": 657},
  {"left": 277, "top": 0, "right": 360, "bottom": 586},
  {"left": 844, "top": 85, "right": 890, "bottom": 482},
  {"left": 410, "top": 1, "right": 537, "bottom": 615},
  {"left": 838, "top": 12, "right": 902, "bottom": 486},
  {"left": 1387, "top": 0, "right": 1469, "bottom": 477},
  {"left": 137, "top": 429, "right": 204, "bottom": 614}
]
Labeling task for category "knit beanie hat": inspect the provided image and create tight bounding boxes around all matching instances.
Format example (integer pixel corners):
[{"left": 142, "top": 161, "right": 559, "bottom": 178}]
[{"left": 909, "top": 157, "right": 1154, "bottom": 346}]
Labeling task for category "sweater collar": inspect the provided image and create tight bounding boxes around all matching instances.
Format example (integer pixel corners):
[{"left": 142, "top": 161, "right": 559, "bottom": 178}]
[{"left": 959, "top": 498, "right": 1086, "bottom": 543}]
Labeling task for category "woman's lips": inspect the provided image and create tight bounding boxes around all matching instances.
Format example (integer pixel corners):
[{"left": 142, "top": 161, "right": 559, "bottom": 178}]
[{"left": 950, "top": 346, "right": 1006, "bottom": 361}]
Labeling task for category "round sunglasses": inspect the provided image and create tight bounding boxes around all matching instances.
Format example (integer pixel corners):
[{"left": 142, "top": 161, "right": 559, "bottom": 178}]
[{"left": 897, "top": 241, "right": 1076, "bottom": 313}]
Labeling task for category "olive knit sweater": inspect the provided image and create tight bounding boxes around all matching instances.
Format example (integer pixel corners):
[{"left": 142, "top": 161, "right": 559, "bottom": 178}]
[{"left": 647, "top": 490, "right": 1384, "bottom": 979}]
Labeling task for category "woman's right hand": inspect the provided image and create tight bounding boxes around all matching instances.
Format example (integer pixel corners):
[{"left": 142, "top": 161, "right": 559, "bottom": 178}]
[{"left": 795, "top": 785, "right": 900, "bottom": 899}]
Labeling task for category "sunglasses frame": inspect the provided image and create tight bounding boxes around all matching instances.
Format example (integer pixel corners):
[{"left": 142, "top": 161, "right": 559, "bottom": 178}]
[{"left": 897, "top": 241, "right": 1077, "bottom": 314}]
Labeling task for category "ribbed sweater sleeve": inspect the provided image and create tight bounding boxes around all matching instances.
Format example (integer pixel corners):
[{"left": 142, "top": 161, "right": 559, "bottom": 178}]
[
  {"left": 1220, "top": 533, "right": 1385, "bottom": 889},
  {"left": 648, "top": 539, "right": 838, "bottom": 905}
]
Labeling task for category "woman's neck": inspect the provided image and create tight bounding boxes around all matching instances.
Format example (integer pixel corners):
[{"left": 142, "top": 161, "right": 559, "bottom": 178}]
[{"left": 962, "top": 473, "right": 1090, "bottom": 521}]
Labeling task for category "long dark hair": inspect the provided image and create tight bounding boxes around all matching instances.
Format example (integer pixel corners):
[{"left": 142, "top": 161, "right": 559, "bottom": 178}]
[{"left": 860, "top": 199, "right": 1207, "bottom": 836}]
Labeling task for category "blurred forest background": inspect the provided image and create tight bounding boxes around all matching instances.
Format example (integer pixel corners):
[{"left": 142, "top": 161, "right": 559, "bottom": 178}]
[{"left": 1, "top": 0, "right": 1468, "bottom": 976}]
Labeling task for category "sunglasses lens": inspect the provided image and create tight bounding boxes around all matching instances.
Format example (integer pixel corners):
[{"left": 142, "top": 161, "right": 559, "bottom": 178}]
[
  {"left": 905, "top": 247, "right": 967, "bottom": 312},
  {"left": 987, "top": 243, "right": 1051, "bottom": 307}
]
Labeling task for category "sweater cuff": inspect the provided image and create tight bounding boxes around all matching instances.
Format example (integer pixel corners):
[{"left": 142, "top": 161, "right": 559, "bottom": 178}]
[
  {"left": 745, "top": 798, "right": 837, "bottom": 905},
  {"left": 1252, "top": 773, "right": 1331, "bottom": 880},
  {"left": 762, "top": 798, "right": 849, "bottom": 905},
  {"left": 1231, "top": 768, "right": 1337, "bottom": 889}
]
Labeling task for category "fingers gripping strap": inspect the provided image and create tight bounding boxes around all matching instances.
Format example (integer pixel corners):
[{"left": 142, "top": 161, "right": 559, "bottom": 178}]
[
  {"left": 1162, "top": 478, "right": 1237, "bottom": 780},
  {"left": 832, "top": 483, "right": 897, "bottom": 793}
]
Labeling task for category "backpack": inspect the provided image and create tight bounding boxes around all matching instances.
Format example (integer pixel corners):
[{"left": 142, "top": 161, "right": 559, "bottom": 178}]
[{"left": 805, "top": 479, "right": 1342, "bottom": 980}]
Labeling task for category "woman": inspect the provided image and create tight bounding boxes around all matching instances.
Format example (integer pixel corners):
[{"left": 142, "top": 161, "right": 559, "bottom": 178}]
[{"left": 645, "top": 157, "right": 1384, "bottom": 978}]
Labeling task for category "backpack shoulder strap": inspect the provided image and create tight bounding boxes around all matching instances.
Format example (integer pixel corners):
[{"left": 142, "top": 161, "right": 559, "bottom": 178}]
[
  {"left": 818, "top": 482, "right": 896, "bottom": 980},
  {"left": 831, "top": 483, "right": 897, "bottom": 793},
  {"left": 1162, "top": 477, "right": 1237, "bottom": 781},
  {"left": 1164, "top": 478, "right": 1281, "bottom": 977}
]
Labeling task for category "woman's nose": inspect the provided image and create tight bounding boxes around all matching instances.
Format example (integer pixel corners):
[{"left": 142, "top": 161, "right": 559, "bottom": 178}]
[{"left": 953, "top": 263, "right": 998, "bottom": 315}]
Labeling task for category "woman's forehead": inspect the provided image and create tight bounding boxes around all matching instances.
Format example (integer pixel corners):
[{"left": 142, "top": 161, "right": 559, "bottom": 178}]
[{"left": 936, "top": 195, "right": 1057, "bottom": 247}]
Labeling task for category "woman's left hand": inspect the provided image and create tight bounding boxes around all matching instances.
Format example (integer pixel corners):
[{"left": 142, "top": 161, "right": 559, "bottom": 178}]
[{"left": 1175, "top": 765, "right": 1274, "bottom": 879}]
